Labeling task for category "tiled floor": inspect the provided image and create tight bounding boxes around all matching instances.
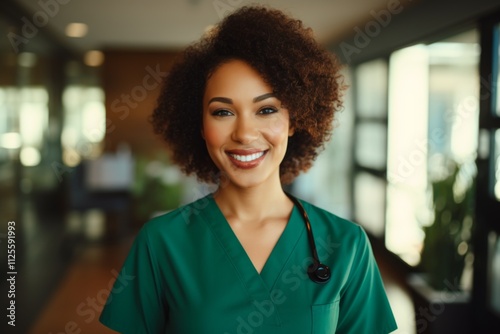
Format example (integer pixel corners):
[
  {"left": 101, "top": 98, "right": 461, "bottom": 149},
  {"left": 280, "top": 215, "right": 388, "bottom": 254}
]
[
  {"left": 1, "top": 198, "right": 416, "bottom": 334},
  {"left": 28, "top": 238, "right": 132, "bottom": 334}
]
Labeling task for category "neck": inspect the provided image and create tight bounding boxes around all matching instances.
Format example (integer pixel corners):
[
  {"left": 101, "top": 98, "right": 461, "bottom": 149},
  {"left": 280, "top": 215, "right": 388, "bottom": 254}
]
[{"left": 213, "top": 180, "right": 291, "bottom": 223}]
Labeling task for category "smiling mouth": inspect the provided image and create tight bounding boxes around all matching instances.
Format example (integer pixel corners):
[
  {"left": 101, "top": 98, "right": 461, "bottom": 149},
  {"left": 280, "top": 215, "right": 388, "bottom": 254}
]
[
  {"left": 225, "top": 150, "right": 268, "bottom": 169},
  {"left": 228, "top": 151, "right": 265, "bottom": 162}
]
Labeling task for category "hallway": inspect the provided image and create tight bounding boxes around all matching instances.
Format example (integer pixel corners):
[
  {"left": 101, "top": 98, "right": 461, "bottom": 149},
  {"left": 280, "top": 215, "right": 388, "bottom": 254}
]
[{"left": 2, "top": 0, "right": 500, "bottom": 333}]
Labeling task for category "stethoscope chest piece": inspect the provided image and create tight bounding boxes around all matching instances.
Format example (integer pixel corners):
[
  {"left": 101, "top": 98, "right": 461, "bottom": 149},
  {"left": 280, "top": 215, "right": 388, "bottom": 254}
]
[{"left": 308, "top": 263, "right": 331, "bottom": 284}]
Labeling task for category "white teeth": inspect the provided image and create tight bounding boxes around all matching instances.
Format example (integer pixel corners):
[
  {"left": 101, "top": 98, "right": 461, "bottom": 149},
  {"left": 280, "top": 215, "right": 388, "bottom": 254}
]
[{"left": 229, "top": 151, "right": 265, "bottom": 162}]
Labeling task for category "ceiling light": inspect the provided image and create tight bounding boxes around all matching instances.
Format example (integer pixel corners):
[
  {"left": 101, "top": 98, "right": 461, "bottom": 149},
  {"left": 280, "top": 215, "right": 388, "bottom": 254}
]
[
  {"left": 84, "top": 50, "right": 105, "bottom": 67},
  {"left": 65, "top": 23, "right": 88, "bottom": 38}
]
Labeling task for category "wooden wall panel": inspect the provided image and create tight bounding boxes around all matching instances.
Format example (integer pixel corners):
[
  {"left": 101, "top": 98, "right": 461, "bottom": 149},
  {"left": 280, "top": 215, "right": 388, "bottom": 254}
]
[{"left": 102, "top": 51, "right": 179, "bottom": 158}]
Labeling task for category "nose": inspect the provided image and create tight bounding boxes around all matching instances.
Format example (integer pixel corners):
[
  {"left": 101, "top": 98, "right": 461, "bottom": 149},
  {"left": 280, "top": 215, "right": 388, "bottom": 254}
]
[{"left": 231, "top": 115, "right": 259, "bottom": 144}]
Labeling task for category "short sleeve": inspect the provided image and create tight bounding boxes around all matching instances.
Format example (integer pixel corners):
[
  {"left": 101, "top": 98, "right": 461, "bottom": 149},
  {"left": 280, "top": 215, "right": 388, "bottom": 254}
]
[
  {"left": 99, "top": 226, "right": 167, "bottom": 334},
  {"left": 335, "top": 226, "right": 398, "bottom": 334}
]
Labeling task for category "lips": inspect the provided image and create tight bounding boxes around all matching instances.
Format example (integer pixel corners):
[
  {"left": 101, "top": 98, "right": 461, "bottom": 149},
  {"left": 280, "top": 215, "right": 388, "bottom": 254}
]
[{"left": 226, "top": 149, "right": 268, "bottom": 169}]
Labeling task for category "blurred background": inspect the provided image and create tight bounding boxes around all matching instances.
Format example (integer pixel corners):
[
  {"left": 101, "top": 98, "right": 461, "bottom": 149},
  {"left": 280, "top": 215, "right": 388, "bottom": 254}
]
[{"left": 1, "top": 0, "right": 500, "bottom": 333}]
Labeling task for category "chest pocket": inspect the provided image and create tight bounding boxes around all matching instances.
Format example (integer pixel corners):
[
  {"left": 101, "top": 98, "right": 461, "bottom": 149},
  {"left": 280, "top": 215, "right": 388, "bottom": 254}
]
[{"left": 311, "top": 300, "right": 340, "bottom": 333}]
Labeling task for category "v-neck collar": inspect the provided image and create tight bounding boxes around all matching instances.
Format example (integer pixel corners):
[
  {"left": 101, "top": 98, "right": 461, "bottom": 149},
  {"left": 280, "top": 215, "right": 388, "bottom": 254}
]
[{"left": 202, "top": 193, "right": 305, "bottom": 293}]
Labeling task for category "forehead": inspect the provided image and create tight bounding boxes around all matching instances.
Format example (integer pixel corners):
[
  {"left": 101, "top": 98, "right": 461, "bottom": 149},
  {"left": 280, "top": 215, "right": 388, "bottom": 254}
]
[{"left": 204, "top": 60, "right": 273, "bottom": 99}]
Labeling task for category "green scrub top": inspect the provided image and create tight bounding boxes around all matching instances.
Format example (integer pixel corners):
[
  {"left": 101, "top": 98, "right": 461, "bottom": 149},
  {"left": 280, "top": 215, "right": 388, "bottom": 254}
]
[{"left": 99, "top": 193, "right": 397, "bottom": 334}]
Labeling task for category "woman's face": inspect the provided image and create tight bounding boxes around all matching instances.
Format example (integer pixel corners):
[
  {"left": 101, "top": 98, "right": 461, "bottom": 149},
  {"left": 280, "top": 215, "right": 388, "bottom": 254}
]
[{"left": 202, "top": 59, "right": 294, "bottom": 189}]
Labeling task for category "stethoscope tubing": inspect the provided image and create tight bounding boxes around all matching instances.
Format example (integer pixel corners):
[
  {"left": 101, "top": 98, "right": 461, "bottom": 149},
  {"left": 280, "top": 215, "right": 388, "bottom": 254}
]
[{"left": 285, "top": 192, "right": 331, "bottom": 284}]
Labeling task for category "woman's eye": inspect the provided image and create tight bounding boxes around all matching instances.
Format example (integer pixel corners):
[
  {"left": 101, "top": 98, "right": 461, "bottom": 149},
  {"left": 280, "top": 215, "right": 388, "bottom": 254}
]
[
  {"left": 212, "top": 109, "right": 233, "bottom": 117},
  {"left": 258, "top": 107, "right": 278, "bottom": 115}
]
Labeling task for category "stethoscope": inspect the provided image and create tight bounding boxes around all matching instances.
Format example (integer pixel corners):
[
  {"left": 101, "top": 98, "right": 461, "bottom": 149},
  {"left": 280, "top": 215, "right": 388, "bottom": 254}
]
[{"left": 285, "top": 192, "right": 332, "bottom": 284}]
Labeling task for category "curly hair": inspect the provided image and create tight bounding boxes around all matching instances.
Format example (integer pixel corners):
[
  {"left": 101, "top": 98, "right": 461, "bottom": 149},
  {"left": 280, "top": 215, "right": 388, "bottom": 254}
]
[{"left": 151, "top": 5, "right": 344, "bottom": 184}]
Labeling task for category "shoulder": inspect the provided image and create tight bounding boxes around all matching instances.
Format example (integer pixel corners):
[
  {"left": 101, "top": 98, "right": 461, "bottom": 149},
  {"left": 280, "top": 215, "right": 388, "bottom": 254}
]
[
  {"left": 295, "top": 197, "right": 370, "bottom": 260},
  {"left": 137, "top": 193, "right": 214, "bottom": 239},
  {"left": 298, "top": 198, "right": 365, "bottom": 240}
]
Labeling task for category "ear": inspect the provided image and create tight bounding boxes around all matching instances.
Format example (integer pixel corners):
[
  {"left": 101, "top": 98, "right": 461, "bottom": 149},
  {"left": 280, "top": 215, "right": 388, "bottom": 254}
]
[{"left": 288, "top": 125, "right": 295, "bottom": 137}]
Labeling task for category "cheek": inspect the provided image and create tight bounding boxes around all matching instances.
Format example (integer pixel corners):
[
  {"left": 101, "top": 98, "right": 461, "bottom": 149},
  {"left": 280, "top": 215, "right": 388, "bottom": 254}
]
[
  {"left": 202, "top": 121, "right": 224, "bottom": 148},
  {"left": 270, "top": 119, "right": 286, "bottom": 133},
  {"left": 263, "top": 116, "right": 290, "bottom": 140}
]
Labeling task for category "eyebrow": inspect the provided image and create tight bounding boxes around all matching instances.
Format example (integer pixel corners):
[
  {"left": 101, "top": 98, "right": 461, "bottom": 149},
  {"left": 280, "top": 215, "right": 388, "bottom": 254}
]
[
  {"left": 207, "top": 93, "right": 275, "bottom": 106},
  {"left": 253, "top": 93, "right": 275, "bottom": 103}
]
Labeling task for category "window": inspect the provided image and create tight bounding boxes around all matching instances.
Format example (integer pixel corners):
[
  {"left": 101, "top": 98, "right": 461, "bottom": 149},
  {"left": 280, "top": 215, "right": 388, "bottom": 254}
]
[
  {"left": 385, "top": 44, "right": 429, "bottom": 265},
  {"left": 352, "top": 59, "right": 388, "bottom": 237},
  {"left": 61, "top": 86, "right": 106, "bottom": 167},
  {"left": 355, "top": 59, "right": 388, "bottom": 118},
  {"left": 385, "top": 29, "right": 479, "bottom": 279},
  {"left": 293, "top": 67, "right": 354, "bottom": 219},
  {"left": 0, "top": 87, "right": 49, "bottom": 167}
]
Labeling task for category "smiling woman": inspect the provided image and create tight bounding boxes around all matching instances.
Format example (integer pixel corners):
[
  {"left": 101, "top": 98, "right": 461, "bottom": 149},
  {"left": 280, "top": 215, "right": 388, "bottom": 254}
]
[{"left": 99, "top": 5, "right": 397, "bottom": 334}]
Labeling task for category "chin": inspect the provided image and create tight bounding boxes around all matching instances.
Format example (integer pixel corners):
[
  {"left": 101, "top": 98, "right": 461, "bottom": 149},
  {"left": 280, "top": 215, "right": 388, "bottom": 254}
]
[
  {"left": 224, "top": 176, "right": 263, "bottom": 189},
  {"left": 220, "top": 169, "right": 277, "bottom": 190}
]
